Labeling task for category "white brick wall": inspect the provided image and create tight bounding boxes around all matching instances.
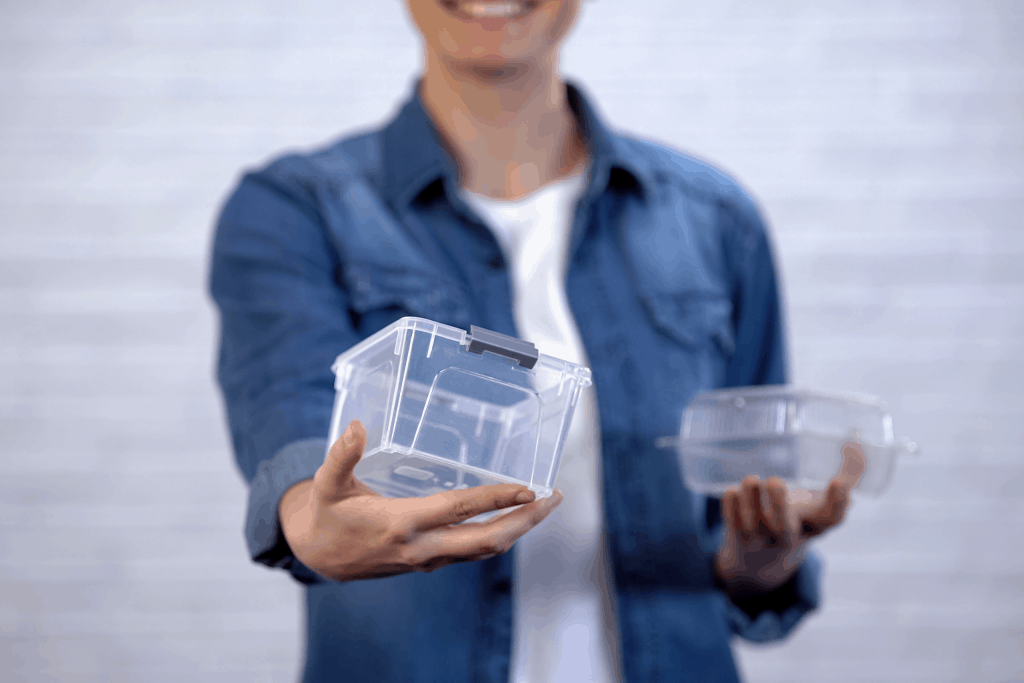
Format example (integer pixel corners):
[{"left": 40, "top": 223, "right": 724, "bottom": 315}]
[{"left": 1, "top": 1, "right": 1021, "bottom": 681}]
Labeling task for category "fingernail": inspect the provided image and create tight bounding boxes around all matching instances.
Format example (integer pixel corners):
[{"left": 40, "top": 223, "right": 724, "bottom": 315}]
[
  {"left": 515, "top": 491, "right": 534, "bottom": 505},
  {"left": 341, "top": 423, "right": 354, "bottom": 447},
  {"left": 548, "top": 489, "right": 563, "bottom": 505}
]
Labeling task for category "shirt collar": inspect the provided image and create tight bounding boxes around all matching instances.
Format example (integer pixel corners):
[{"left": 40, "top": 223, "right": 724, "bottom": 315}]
[{"left": 380, "top": 79, "right": 654, "bottom": 210}]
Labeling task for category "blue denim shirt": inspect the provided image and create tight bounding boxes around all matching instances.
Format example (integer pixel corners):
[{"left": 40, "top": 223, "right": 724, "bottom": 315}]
[{"left": 210, "top": 82, "right": 821, "bottom": 683}]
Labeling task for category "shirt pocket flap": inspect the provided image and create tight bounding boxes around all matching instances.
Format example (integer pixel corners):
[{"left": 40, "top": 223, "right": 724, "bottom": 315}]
[{"left": 642, "top": 289, "right": 736, "bottom": 357}]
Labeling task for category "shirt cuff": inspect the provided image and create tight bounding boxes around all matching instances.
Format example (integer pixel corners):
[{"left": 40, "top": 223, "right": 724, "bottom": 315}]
[
  {"left": 245, "top": 437, "right": 330, "bottom": 585},
  {"left": 721, "top": 550, "right": 823, "bottom": 643}
]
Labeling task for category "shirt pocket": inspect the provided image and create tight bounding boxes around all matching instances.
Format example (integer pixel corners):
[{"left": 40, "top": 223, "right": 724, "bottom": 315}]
[
  {"left": 641, "top": 289, "right": 736, "bottom": 360},
  {"left": 342, "top": 262, "right": 473, "bottom": 330}
]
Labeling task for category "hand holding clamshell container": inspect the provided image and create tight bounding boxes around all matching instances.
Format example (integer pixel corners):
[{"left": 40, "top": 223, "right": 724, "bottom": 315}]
[
  {"left": 327, "top": 317, "right": 592, "bottom": 499},
  {"left": 660, "top": 386, "right": 918, "bottom": 497}
]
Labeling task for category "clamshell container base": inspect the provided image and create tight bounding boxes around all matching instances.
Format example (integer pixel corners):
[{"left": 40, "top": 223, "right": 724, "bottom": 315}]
[{"left": 665, "top": 386, "right": 917, "bottom": 497}]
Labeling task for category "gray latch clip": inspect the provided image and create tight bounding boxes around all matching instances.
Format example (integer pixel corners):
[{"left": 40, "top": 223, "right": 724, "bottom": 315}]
[{"left": 466, "top": 325, "right": 539, "bottom": 370}]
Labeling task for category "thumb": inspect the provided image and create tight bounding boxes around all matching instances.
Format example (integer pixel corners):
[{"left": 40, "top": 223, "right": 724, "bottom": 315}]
[
  {"left": 837, "top": 440, "right": 867, "bottom": 488},
  {"left": 314, "top": 420, "right": 367, "bottom": 502},
  {"left": 799, "top": 441, "right": 866, "bottom": 538}
]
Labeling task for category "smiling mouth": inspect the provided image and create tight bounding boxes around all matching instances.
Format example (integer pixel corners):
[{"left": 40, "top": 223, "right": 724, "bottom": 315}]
[{"left": 440, "top": 1, "right": 538, "bottom": 20}]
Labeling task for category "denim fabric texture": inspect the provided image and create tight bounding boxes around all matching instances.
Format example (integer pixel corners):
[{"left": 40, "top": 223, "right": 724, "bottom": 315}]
[{"left": 209, "top": 82, "right": 821, "bottom": 683}]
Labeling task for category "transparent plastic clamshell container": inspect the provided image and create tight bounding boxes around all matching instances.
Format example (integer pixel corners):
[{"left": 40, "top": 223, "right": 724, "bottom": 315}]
[
  {"left": 327, "top": 317, "right": 592, "bottom": 499},
  {"left": 660, "top": 386, "right": 917, "bottom": 497}
]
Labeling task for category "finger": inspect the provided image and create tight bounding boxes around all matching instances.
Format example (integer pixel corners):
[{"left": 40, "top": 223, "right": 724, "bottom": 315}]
[
  {"left": 800, "top": 479, "right": 851, "bottom": 538},
  {"left": 412, "top": 555, "right": 457, "bottom": 574},
  {"left": 836, "top": 441, "right": 867, "bottom": 489},
  {"left": 740, "top": 476, "right": 761, "bottom": 534},
  {"left": 798, "top": 441, "right": 864, "bottom": 536},
  {"left": 764, "top": 477, "right": 788, "bottom": 538},
  {"left": 721, "top": 488, "right": 739, "bottom": 532},
  {"left": 411, "top": 483, "right": 538, "bottom": 530},
  {"left": 728, "top": 490, "right": 745, "bottom": 537},
  {"left": 418, "top": 490, "right": 563, "bottom": 561},
  {"left": 313, "top": 420, "right": 367, "bottom": 502}
]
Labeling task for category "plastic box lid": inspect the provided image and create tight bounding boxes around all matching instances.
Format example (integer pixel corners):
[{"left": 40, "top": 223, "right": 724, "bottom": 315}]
[
  {"left": 328, "top": 317, "right": 593, "bottom": 499},
  {"left": 658, "top": 385, "right": 918, "bottom": 496}
]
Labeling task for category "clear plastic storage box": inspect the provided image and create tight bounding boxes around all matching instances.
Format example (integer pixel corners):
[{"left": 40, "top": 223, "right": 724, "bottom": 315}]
[
  {"left": 661, "top": 386, "right": 917, "bottom": 496},
  {"left": 327, "top": 317, "right": 592, "bottom": 499}
]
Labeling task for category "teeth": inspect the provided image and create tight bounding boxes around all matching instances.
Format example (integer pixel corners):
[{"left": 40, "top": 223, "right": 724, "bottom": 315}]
[{"left": 461, "top": 2, "right": 524, "bottom": 18}]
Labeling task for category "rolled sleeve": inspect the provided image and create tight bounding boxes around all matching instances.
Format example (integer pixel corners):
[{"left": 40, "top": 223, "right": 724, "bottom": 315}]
[
  {"left": 721, "top": 551, "right": 823, "bottom": 643},
  {"left": 246, "top": 438, "right": 331, "bottom": 585},
  {"left": 210, "top": 161, "right": 359, "bottom": 584},
  {"left": 700, "top": 496, "right": 824, "bottom": 643}
]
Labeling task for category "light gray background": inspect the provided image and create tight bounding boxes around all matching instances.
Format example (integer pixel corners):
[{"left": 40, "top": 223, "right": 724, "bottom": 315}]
[{"left": 1, "top": 1, "right": 1022, "bottom": 681}]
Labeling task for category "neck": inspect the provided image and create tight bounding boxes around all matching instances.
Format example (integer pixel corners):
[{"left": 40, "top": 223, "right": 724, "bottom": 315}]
[{"left": 419, "top": 51, "right": 588, "bottom": 199}]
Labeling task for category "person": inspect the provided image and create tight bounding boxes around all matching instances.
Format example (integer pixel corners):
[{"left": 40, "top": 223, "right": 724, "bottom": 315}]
[{"left": 209, "top": 1, "right": 864, "bottom": 681}]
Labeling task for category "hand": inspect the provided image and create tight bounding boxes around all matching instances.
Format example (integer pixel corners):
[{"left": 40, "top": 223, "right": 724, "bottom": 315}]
[
  {"left": 279, "top": 420, "right": 562, "bottom": 582},
  {"left": 713, "top": 441, "right": 867, "bottom": 599}
]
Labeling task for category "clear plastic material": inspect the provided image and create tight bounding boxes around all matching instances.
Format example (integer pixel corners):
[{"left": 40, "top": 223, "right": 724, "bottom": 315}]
[
  {"left": 662, "top": 386, "right": 917, "bottom": 497},
  {"left": 328, "top": 317, "right": 593, "bottom": 499}
]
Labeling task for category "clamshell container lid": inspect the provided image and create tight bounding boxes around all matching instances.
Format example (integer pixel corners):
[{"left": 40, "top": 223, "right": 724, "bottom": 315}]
[{"left": 661, "top": 385, "right": 917, "bottom": 497}]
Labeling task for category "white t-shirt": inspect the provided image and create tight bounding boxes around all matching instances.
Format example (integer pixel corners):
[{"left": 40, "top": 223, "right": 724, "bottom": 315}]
[{"left": 461, "top": 176, "right": 623, "bottom": 683}]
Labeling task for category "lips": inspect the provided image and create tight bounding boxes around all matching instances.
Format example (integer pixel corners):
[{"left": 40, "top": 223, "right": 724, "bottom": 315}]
[
  {"left": 463, "top": 2, "right": 524, "bottom": 18},
  {"left": 441, "top": 1, "right": 535, "bottom": 20}
]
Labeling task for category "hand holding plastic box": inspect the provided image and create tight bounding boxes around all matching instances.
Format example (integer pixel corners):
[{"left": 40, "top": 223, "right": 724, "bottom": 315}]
[
  {"left": 658, "top": 386, "right": 918, "bottom": 497},
  {"left": 327, "top": 317, "right": 592, "bottom": 500}
]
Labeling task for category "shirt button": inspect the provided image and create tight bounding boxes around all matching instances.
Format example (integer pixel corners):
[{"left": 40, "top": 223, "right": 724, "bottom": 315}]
[{"left": 488, "top": 255, "right": 504, "bottom": 270}]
